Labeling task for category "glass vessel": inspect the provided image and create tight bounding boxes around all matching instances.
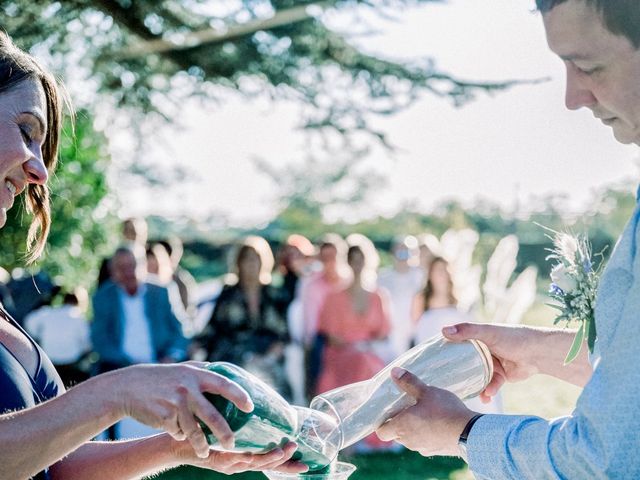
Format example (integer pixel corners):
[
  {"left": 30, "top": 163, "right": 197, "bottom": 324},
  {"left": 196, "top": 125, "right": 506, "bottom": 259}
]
[
  {"left": 264, "top": 461, "right": 356, "bottom": 480},
  {"left": 310, "top": 333, "right": 493, "bottom": 449},
  {"left": 202, "top": 363, "right": 340, "bottom": 471}
]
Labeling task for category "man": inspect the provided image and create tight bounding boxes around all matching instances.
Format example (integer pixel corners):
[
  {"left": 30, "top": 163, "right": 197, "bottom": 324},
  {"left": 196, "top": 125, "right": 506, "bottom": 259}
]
[
  {"left": 377, "top": 1, "right": 640, "bottom": 478},
  {"left": 92, "top": 246, "right": 189, "bottom": 439},
  {"left": 92, "top": 246, "right": 188, "bottom": 371}
]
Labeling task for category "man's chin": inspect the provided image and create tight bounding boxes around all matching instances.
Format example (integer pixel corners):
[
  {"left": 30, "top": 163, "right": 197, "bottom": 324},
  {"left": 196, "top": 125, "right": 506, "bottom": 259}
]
[{"left": 611, "top": 128, "right": 639, "bottom": 146}]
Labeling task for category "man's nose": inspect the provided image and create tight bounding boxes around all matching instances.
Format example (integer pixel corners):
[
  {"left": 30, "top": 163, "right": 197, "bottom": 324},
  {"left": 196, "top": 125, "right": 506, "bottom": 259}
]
[{"left": 565, "top": 63, "right": 597, "bottom": 111}]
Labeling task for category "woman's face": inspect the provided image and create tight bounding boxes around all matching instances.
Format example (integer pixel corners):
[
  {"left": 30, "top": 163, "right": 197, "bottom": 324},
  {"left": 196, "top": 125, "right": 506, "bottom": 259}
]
[
  {"left": 429, "top": 260, "right": 451, "bottom": 294},
  {"left": 146, "top": 252, "right": 159, "bottom": 274},
  {"left": 0, "top": 79, "right": 49, "bottom": 228},
  {"left": 238, "top": 248, "right": 262, "bottom": 281},
  {"left": 348, "top": 249, "right": 365, "bottom": 276}
]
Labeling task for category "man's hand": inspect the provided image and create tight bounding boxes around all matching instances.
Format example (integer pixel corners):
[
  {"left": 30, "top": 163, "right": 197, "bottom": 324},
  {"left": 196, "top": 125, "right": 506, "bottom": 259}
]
[
  {"left": 443, "top": 323, "right": 540, "bottom": 402},
  {"left": 377, "top": 368, "right": 476, "bottom": 457},
  {"left": 442, "top": 323, "right": 592, "bottom": 398}
]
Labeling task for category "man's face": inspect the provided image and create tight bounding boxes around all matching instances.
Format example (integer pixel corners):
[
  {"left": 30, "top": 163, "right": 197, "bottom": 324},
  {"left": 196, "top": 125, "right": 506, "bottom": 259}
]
[
  {"left": 111, "top": 251, "right": 139, "bottom": 295},
  {"left": 543, "top": 0, "right": 640, "bottom": 145}
]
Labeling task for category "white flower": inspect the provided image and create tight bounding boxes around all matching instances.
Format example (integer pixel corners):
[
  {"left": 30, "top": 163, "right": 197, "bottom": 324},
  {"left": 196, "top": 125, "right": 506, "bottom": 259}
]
[
  {"left": 557, "top": 234, "right": 579, "bottom": 264},
  {"left": 551, "top": 263, "right": 578, "bottom": 293}
]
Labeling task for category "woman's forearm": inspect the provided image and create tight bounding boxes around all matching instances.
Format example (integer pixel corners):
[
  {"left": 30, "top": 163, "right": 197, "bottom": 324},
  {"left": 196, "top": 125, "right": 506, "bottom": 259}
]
[
  {"left": 49, "top": 435, "right": 180, "bottom": 480},
  {"left": 0, "top": 372, "right": 123, "bottom": 479}
]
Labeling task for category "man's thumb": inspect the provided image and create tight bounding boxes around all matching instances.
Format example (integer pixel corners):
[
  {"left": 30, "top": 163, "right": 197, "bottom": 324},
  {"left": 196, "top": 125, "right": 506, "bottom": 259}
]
[{"left": 391, "top": 367, "right": 426, "bottom": 398}]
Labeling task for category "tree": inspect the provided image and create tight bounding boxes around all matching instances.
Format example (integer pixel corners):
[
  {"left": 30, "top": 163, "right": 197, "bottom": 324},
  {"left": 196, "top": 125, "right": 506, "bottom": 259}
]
[
  {"left": 0, "top": 110, "right": 119, "bottom": 289},
  {"left": 2, "top": 0, "right": 526, "bottom": 146}
]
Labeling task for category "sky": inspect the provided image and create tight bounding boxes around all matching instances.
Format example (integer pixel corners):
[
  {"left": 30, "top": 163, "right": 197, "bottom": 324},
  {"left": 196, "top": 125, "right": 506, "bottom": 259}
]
[{"left": 108, "top": 0, "right": 639, "bottom": 227}]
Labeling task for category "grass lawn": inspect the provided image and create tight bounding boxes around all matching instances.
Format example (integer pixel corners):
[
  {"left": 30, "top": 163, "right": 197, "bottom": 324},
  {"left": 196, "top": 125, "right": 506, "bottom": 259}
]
[
  {"left": 156, "top": 450, "right": 470, "bottom": 480},
  {"left": 155, "top": 299, "right": 580, "bottom": 480}
]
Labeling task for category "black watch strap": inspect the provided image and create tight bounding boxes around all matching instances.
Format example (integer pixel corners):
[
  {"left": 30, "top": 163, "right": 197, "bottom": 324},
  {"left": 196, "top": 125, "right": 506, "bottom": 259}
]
[{"left": 459, "top": 414, "right": 485, "bottom": 444}]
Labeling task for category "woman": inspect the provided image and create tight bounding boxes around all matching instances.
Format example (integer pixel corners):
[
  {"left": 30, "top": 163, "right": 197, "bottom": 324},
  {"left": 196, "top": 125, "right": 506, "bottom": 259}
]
[
  {"left": 413, "top": 257, "right": 502, "bottom": 414},
  {"left": 0, "top": 32, "right": 305, "bottom": 479},
  {"left": 200, "top": 236, "right": 290, "bottom": 396},
  {"left": 412, "top": 257, "right": 474, "bottom": 342},
  {"left": 315, "top": 234, "right": 391, "bottom": 449}
]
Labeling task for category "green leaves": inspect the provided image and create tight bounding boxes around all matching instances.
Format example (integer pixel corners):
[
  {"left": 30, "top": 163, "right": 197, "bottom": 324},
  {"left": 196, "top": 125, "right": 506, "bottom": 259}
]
[{"left": 564, "top": 320, "right": 586, "bottom": 365}]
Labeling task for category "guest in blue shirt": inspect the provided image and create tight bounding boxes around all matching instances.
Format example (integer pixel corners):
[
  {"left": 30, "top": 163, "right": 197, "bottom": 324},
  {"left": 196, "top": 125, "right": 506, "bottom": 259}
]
[
  {"left": 0, "top": 32, "right": 306, "bottom": 479},
  {"left": 378, "top": 1, "right": 640, "bottom": 478}
]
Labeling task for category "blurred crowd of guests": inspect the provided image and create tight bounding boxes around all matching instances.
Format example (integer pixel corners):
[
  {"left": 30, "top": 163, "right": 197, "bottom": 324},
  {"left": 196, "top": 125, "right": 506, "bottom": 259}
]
[{"left": 0, "top": 217, "right": 501, "bottom": 448}]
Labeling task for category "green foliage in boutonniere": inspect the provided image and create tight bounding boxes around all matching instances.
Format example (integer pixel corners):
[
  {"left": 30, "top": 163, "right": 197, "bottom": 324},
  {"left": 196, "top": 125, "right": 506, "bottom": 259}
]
[{"left": 542, "top": 227, "right": 606, "bottom": 364}]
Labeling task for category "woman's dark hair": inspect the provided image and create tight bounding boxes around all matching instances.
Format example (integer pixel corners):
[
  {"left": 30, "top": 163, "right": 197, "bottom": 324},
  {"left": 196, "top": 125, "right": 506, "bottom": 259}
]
[
  {"left": 233, "top": 236, "right": 274, "bottom": 285},
  {"left": 421, "top": 257, "right": 457, "bottom": 311},
  {"left": 0, "top": 31, "right": 67, "bottom": 262},
  {"left": 536, "top": 0, "right": 640, "bottom": 48},
  {"left": 347, "top": 245, "right": 364, "bottom": 263}
]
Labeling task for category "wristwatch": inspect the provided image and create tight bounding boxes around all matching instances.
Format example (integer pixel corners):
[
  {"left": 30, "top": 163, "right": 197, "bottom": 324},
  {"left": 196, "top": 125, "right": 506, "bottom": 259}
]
[{"left": 458, "top": 414, "right": 484, "bottom": 462}]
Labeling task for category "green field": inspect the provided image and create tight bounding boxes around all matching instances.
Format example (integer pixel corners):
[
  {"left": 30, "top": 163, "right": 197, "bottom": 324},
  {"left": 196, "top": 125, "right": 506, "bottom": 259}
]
[
  {"left": 156, "top": 300, "right": 581, "bottom": 480},
  {"left": 156, "top": 451, "right": 470, "bottom": 480}
]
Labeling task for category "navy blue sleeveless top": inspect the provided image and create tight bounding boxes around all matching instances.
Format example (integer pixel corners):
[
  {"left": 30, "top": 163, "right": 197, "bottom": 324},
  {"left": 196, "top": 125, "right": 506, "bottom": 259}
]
[{"left": 0, "top": 306, "right": 65, "bottom": 479}]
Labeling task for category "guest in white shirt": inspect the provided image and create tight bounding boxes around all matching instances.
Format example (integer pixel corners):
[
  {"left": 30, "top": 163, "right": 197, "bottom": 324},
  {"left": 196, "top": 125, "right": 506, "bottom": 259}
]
[{"left": 24, "top": 287, "right": 91, "bottom": 387}]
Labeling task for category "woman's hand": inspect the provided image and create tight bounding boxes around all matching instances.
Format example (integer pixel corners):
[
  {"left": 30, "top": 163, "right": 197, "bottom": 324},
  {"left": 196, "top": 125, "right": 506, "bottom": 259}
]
[
  {"left": 107, "top": 363, "right": 253, "bottom": 458},
  {"left": 173, "top": 440, "right": 309, "bottom": 475}
]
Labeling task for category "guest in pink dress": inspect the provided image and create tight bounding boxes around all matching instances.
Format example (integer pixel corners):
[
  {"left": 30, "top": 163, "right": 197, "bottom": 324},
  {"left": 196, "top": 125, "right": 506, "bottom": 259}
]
[{"left": 316, "top": 234, "right": 392, "bottom": 450}]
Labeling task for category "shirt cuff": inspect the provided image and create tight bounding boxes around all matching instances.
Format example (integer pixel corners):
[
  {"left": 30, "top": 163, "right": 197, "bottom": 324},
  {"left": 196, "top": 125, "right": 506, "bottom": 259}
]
[{"left": 466, "top": 414, "right": 552, "bottom": 479}]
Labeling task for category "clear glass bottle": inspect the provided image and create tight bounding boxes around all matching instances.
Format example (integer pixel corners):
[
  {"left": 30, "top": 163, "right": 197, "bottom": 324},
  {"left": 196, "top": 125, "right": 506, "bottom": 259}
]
[{"left": 310, "top": 333, "right": 493, "bottom": 449}]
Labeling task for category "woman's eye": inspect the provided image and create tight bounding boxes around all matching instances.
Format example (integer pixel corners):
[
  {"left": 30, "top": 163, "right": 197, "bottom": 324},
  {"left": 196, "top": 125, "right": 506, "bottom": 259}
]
[{"left": 19, "top": 126, "right": 32, "bottom": 144}]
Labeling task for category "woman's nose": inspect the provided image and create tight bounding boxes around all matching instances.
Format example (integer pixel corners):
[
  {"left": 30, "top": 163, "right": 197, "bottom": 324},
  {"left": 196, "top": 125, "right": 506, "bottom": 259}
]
[{"left": 23, "top": 156, "right": 48, "bottom": 185}]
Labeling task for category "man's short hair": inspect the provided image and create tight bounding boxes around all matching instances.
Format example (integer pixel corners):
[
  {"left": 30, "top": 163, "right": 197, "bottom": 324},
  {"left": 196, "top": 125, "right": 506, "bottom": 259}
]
[{"left": 536, "top": 0, "right": 640, "bottom": 48}]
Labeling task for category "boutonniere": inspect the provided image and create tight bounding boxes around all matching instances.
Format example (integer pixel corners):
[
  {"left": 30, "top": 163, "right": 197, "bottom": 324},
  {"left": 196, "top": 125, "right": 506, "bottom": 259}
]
[{"left": 543, "top": 228, "right": 605, "bottom": 364}]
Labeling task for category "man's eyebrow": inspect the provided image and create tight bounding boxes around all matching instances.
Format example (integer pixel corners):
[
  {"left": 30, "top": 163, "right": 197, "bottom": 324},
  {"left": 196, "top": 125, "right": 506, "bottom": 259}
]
[{"left": 21, "top": 110, "right": 47, "bottom": 134}]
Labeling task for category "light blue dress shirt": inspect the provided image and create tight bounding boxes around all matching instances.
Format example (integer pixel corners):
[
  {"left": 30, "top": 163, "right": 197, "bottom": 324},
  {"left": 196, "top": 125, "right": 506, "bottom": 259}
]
[{"left": 467, "top": 189, "right": 640, "bottom": 479}]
